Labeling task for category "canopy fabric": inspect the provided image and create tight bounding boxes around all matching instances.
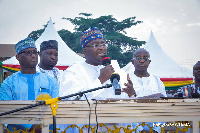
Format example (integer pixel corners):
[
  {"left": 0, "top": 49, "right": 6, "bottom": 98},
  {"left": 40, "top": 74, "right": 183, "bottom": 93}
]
[
  {"left": 2, "top": 18, "right": 84, "bottom": 72},
  {"left": 161, "top": 78, "right": 193, "bottom": 87},
  {"left": 123, "top": 31, "right": 193, "bottom": 88},
  {"left": 1, "top": 64, "right": 20, "bottom": 72},
  {"left": 1, "top": 64, "right": 68, "bottom": 72},
  {"left": 144, "top": 31, "right": 192, "bottom": 78},
  {"left": 35, "top": 18, "right": 85, "bottom": 66},
  {"left": 123, "top": 63, "right": 193, "bottom": 87}
]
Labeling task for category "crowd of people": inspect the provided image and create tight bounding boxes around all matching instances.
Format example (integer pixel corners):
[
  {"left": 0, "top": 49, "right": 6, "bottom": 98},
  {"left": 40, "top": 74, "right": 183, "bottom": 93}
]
[
  {"left": 166, "top": 61, "right": 200, "bottom": 99},
  {"left": 0, "top": 27, "right": 198, "bottom": 133}
]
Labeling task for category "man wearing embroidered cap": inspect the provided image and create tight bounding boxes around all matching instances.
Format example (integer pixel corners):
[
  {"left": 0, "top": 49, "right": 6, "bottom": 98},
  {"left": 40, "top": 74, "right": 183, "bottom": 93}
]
[
  {"left": 60, "top": 27, "right": 128, "bottom": 99},
  {"left": 60, "top": 27, "right": 132, "bottom": 132},
  {"left": 0, "top": 38, "right": 59, "bottom": 132}
]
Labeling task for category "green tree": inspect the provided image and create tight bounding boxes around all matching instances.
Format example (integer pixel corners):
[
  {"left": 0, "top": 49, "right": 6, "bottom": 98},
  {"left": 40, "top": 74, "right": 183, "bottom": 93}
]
[
  {"left": 62, "top": 13, "right": 145, "bottom": 67},
  {"left": 28, "top": 29, "right": 44, "bottom": 41},
  {"left": 28, "top": 13, "right": 145, "bottom": 67},
  {"left": 58, "top": 29, "right": 82, "bottom": 53}
]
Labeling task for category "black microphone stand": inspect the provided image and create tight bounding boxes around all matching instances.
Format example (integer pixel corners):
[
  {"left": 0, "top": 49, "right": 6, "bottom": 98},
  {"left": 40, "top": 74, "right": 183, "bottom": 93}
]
[{"left": 0, "top": 84, "right": 112, "bottom": 133}]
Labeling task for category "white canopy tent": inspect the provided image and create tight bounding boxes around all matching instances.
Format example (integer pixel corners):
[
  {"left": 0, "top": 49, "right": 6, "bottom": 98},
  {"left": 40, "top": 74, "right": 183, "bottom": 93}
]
[
  {"left": 35, "top": 18, "right": 84, "bottom": 66},
  {"left": 3, "top": 18, "right": 84, "bottom": 70},
  {"left": 123, "top": 31, "right": 192, "bottom": 78},
  {"left": 123, "top": 31, "right": 193, "bottom": 88}
]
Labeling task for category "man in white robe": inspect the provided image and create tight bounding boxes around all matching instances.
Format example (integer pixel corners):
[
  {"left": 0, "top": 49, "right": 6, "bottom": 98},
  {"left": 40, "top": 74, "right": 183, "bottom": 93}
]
[
  {"left": 60, "top": 60, "right": 128, "bottom": 100},
  {"left": 59, "top": 27, "right": 131, "bottom": 133},
  {"left": 128, "top": 72, "right": 166, "bottom": 98},
  {"left": 123, "top": 48, "right": 166, "bottom": 98},
  {"left": 60, "top": 27, "right": 129, "bottom": 100},
  {"left": 123, "top": 48, "right": 167, "bottom": 133}
]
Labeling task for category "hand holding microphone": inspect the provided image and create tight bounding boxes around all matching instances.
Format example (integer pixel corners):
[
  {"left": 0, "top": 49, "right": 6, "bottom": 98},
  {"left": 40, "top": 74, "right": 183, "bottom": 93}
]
[
  {"left": 100, "top": 55, "right": 121, "bottom": 95},
  {"left": 99, "top": 55, "right": 115, "bottom": 84}
]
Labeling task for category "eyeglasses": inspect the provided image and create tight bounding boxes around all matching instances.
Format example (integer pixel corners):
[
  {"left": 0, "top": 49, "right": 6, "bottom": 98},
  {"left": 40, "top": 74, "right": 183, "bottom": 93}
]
[
  {"left": 85, "top": 44, "right": 108, "bottom": 48},
  {"left": 19, "top": 50, "right": 39, "bottom": 56},
  {"left": 133, "top": 56, "right": 149, "bottom": 61}
]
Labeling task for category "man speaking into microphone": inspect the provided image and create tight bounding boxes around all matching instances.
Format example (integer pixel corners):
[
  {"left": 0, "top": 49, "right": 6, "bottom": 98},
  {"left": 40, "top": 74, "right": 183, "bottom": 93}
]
[
  {"left": 60, "top": 27, "right": 134, "bottom": 133},
  {"left": 60, "top": 27, "right": 132, "bottom": 100}
]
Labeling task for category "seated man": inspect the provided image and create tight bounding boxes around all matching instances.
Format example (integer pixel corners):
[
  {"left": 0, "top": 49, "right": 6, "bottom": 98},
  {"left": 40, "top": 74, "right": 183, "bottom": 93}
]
[
  {"left": 123, "top": 48, "right": 166, "bottom": 98},
  {"left": 122, "top": 48, "right": 167, "bottom": 133},
  {"left": 0, "top": 38, "right": 59, "bottom": 132}
]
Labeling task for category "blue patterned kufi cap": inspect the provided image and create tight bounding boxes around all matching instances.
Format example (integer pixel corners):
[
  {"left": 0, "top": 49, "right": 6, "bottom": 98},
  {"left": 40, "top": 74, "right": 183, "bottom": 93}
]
[
  {"left": 80, "top": 27, "right": 103, "bottom": 48},
  {"left": 15, "top": 38, "right": 36, "bottom": 54}
]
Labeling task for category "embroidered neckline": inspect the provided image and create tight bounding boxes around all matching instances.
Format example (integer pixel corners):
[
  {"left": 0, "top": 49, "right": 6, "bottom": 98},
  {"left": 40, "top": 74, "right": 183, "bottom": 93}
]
[{"left": 37, "top": 65, "right": 59, "bottom": 81}]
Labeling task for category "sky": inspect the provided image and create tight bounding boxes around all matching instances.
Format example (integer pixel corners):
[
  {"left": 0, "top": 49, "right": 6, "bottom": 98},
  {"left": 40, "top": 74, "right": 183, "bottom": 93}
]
[{"left": 0, "top": 0, "right": 199, "bottom": 70}]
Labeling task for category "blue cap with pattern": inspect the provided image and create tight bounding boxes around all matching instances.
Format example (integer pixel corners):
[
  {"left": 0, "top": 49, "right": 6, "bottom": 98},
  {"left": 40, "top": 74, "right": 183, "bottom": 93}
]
[
  {"left": 80, "top": 27, "right": 104, "bottom": 49},
  {"left": 15, "top": 38, "right": 36, "bottom": 54}
]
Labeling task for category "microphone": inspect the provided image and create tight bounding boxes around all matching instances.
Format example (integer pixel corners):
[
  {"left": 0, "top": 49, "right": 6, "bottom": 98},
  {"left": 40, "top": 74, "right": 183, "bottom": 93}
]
[
  {"left": 102, "top": 55, "right": 111, "bottom": 66},
  {"left": 110, "top": 73, "right": 121, "bottom": 95},
  {"left": 102, "top": 55, "right": 121, "bottom": 95}
]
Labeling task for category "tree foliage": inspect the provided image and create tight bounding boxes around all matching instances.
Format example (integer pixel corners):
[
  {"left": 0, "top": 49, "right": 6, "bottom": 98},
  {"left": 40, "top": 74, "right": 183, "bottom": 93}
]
[
  {"left": 28, "top": 13, "right": 146, "bottom": 67},
  {"left": 28, "top": 29, "right": 44, "bottom": 41}
]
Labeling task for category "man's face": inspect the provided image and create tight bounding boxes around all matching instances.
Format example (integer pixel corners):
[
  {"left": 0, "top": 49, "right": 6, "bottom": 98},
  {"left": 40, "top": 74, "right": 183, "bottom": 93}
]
[
  {"left": 40, "top": 49, "right": 58, "bottom": 68},
  {"left": 16, "top": 47, "right": 38, "bottom": 68},
  {"left": 131, "top": 49, "right": 151, "bottom": 71},
  {"left": 193, "top": 63, "right": 200, "bottom": 82},
  {"left": 82, "top": 38, "right": 107, "bottom": 66}
]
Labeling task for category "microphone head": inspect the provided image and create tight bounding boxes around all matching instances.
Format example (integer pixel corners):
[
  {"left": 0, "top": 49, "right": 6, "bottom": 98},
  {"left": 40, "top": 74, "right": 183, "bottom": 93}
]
[
  {"left": 101, "top": 55, "right": 111, "bottom": 66},
  {"left": 110, "top": 73, "right": 120, "bottom": 83},
  {"left": 36, "top": 94, "right": 52, "bottom": 100}
]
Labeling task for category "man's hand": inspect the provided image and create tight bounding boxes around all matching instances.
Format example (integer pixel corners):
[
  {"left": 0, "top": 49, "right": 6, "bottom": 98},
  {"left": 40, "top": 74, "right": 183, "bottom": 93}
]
[
  {"left": 122, "top": 74, "right": 136, "bottom": 97},
  {"left": 98, "top": 65, "right": 114, "bottom": 84}
]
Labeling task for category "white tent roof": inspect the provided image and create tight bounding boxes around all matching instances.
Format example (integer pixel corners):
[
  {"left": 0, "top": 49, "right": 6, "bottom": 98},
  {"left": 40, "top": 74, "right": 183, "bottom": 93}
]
[
  {"left": 35, "top": 18, "right": 84, "bottom": 66},
  {"left": 3, "top": 18, "right": 84, "bottom": 66},
  {"left": 3, "top": 56, "right": 18, "bottom": 64},
  {"left": 123, "top": 31, "right": 192, "bottom": 78}
]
